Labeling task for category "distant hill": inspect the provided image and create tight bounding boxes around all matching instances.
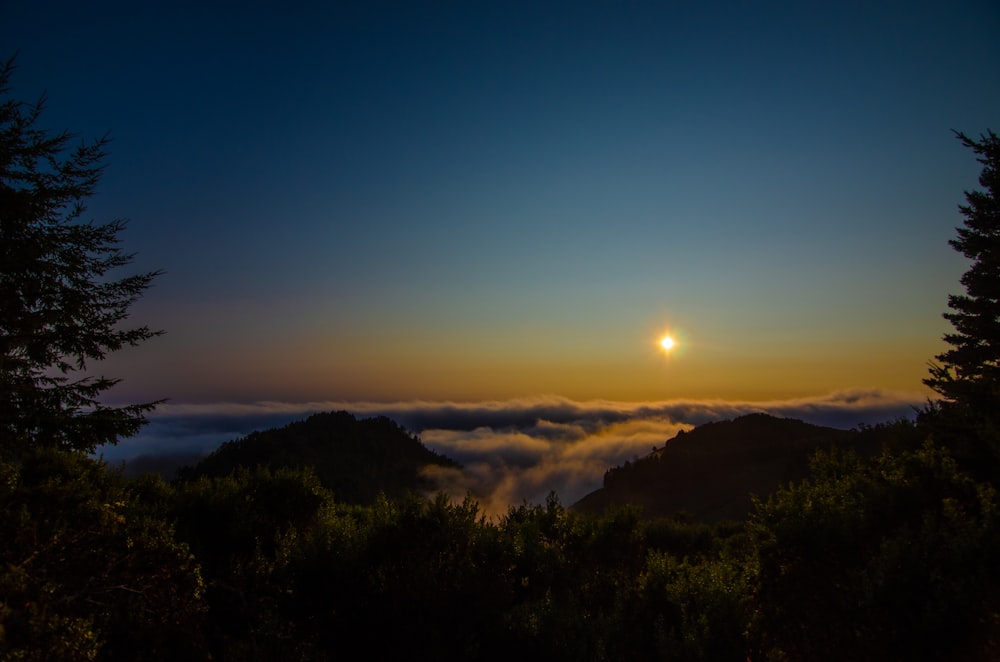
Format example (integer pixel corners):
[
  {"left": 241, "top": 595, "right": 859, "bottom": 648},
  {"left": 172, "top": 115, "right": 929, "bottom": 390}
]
[
  {"left": 181, "top": 411, "right": 459, "bottom": 504},
  {"left": 573, "top": 413, "right": 891, "bottom": 522}
]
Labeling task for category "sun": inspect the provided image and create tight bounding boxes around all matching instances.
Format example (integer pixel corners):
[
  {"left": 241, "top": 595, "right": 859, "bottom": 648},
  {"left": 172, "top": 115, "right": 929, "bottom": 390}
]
[{"left": 660, "top": 335, "right": 675, "bottom": 351}]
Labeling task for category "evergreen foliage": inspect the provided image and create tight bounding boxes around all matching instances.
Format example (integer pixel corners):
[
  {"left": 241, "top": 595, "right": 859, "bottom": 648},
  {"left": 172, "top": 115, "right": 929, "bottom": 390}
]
[
  {"left": 924, "top": 130, "right": 1000, "bottom": 465},
  {"left": 0, "top": 58, "right": 161, "bottom": 457}
]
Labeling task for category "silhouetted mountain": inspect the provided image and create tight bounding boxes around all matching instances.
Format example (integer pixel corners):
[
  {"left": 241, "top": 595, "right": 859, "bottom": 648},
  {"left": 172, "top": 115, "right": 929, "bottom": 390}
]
[
  {"left": 181, "top": 411, "right": 459, "bottom": 504},
  {"left": 573, "top": 413, "right": 899, "bottom": 522}
]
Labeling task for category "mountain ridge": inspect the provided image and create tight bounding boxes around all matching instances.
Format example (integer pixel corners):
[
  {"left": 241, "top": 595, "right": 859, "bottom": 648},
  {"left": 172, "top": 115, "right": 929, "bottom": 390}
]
[
  {"left": 181, "top": 410, "right": 460, "bottom": 504},
  {"left": 572, "top": 413, "right": 884, "bottom": 521}
]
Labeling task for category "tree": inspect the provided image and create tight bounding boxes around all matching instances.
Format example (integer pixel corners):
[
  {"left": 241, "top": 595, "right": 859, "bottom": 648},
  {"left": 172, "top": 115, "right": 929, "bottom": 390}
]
[
  {"left": 0, "top": 57, "right": 162, "bottom": 457},
  {"left": 924, "top": 131, "right": 1000, "bottom": 415},
  {"left": 748, "top": 444, "right": 1000, "bottom": 661},
  {"left": 0, "top": 450, "right": 208, "bottom": 661}
]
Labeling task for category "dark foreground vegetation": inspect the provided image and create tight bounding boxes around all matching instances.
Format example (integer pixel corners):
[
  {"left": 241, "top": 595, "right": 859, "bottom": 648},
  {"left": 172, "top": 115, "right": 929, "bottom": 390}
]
[
  {"left": 3, "top": 57, "right": 1000, "bottom": 659},
  {"left": 3, "top": 419, "right": 1000, "bottom": 661}
]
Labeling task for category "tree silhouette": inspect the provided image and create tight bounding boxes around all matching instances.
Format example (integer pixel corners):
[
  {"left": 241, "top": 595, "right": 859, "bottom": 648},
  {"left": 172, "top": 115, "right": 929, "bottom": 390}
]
[
  {"left": 0, "top": 57, "right": 162, "bottom": 456},
  {"left": 926, "top": 131, "right": 1000, "bottom": 399},
  {"left": 922, "top": 131, "right": 1000, "bottom": 470}
]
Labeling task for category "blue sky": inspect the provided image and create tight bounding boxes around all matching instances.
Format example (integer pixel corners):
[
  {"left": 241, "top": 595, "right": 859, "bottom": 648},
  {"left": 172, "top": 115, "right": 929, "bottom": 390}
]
[{"left": 4, "top": 1, "right": 999, "bottom": 407}]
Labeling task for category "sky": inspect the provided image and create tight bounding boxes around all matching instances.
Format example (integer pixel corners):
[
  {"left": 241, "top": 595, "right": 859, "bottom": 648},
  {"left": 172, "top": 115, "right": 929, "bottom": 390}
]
[{"left": 4, "top": 1, "right": 999, "bottom": 506}]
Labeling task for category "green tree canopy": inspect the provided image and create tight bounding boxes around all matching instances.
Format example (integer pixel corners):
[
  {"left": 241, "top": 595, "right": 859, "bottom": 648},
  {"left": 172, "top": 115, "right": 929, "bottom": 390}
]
[
  {"left": 0, "top": 58, "right": 162, "bottom": 457},
  {"left": 0, "top": 450, "right": 207, "bottom": 661}
]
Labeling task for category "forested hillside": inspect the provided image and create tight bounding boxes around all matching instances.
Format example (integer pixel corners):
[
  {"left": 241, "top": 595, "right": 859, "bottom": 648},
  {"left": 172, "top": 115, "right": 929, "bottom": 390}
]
[
  {"left": 182, "top": 410, "right": 459, "bottom": 504},
  {"left": 573, "top": 413, "right": 918, "bottom": 521}
]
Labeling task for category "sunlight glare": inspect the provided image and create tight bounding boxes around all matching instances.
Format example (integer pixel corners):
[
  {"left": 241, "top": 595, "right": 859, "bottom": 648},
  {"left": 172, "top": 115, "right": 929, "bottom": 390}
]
[{"left": 660, "top": 335, "right": 675, "bottom": 351}]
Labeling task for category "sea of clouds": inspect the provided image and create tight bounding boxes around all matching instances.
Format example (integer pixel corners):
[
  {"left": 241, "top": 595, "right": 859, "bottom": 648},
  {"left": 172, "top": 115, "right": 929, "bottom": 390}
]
[{"left": 98, "top": 389, "right": 927, "bottom": 515}]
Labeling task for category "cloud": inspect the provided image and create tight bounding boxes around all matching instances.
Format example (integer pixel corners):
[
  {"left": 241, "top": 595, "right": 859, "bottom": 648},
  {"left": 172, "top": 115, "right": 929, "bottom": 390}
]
[
  {"left": 97, "top": 388, "right": 927, "bottom": 513},
  {"left": 417, "top": 415, "right": 691, "bottom": 515}
]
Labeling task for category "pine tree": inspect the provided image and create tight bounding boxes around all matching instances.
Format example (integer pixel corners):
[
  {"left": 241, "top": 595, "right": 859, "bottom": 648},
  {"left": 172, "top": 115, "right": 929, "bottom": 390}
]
[
  {"left": 923, "top": 130, "right": 1000, "bottom": 461},
  {"left": 0, "top": 58, "right": 162, "bottom": 456}
]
